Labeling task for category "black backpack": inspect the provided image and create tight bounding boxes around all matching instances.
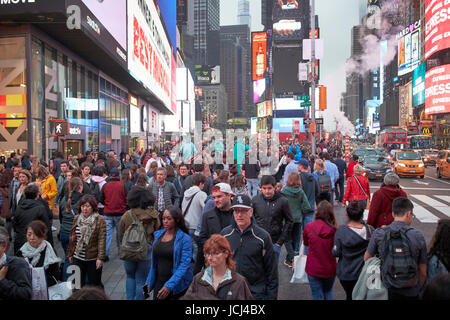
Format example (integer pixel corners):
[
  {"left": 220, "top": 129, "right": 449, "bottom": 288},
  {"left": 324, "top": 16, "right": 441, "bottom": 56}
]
[
  {"left": 380, "top": 226, "right": 418, "bottom": 289},
  {"left": 317, "top": 172, "right": 332, "bottom": 193}
]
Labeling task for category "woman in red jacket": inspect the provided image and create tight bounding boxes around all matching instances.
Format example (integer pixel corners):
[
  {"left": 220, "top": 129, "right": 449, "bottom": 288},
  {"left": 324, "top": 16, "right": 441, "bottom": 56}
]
[
  {"left": 342, "top": 164, "right": 370, "bottom": 210},
  {"left": 303, "top": 200, "right": 337, "bottom": 300}
]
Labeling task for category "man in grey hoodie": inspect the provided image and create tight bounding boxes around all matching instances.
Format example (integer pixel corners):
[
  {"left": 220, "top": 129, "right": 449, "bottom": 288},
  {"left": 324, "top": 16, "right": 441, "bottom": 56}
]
[{"left": 181, "top": 173, "right": 207, "bottom": 263}]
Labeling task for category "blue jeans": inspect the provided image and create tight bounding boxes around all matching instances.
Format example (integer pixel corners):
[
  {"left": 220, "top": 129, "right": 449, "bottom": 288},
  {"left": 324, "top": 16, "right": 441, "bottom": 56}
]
[
  {"left": 302, "top": 213, "right": 314, "bottom": 255},
  {"left": 188, "top": 229, "right": 198, "bottom": 264},
  {"left": 307, "top": 275, "right": 335, "bottom": 300},
  {"left": 246, "top": 178, "right": 259, "bottom": 198},
  {"left": 105, "top": 215, "right": 122, "bottom": 257},
  {"left": 59, "top": 231, "right": 71, "bottom": 281},
  {"left": 123, "top": 247, "right": 152, "bottom": 300},
  {"left": 273, "top": 244, "right": 281, "bottom": 264}
]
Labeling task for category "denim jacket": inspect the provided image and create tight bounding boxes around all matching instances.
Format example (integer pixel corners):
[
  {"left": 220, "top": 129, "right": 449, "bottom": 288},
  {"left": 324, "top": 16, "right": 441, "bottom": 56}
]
[
  {"left": 427, "top": 255, "right": 448, "bottom": 283},
  {"left": 146, "top": 228, "right": 193, "bottom": 295}
]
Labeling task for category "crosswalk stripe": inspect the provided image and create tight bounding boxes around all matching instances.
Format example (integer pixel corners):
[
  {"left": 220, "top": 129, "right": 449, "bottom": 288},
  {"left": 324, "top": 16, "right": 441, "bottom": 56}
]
[
  {"left": 410, "top": 195, "right": 450, "bottom": 218},
  {"left": 434, "top": 195, "right": 450, "bottom": 204},
  {"left": 409, "top": 201, "right": 440, "bottom": 223}
]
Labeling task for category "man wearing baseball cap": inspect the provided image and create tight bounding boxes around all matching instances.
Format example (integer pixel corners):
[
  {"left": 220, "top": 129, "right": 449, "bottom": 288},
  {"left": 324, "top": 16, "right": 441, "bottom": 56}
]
[
  {"left": 194, "top": 183, "right": 235, "bottom": 274},
  {"left": 221, "top": 194, "right": 278, "bottom": 300}
]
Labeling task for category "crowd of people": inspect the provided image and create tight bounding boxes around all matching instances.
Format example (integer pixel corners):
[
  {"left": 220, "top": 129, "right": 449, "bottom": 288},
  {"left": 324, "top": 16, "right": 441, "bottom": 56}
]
[{"left": 0, "top": 140, "right": 448, "bottom": 301}]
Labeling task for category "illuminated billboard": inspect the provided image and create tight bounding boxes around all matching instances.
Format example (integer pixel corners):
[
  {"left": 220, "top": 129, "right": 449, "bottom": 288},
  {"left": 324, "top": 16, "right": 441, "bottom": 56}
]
[
  {"left": 272, "top": 0, "right": 308, "bottom": 42},
  {"left": 413, "top": 62, "right": 426, "bottom": 107},
  {"left": 194, "top": 65, "right": 220, "bottom": 85},
  {"left": 425, "top": 0, "right": 450, "bottom": 59},
  {"left": 273, "top": 117, "right": 305, "bottom": 133},
  {"left": 397, "top": 20, "right": 421, "bottom": 76},
  {"left": 252, "top": 32, "right": 267, "bottom": 81},
  {"left": 365, "top": 100, "right": 380, "bottom": 134},
  {"left": 425, "top": 64, "right": 450, "bottom": 115},
  {"left": 253, "top": 79, "right": 266, "bottom": 103}
]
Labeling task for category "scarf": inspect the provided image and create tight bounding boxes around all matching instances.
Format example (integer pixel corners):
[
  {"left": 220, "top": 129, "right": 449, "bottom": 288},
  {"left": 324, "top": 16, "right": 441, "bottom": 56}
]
[
  {"left": 75, "top": 213, "right": 99, "bottom": 257},
  {"left": 20, "top": 240, "right": 61, "bottom": 268}
]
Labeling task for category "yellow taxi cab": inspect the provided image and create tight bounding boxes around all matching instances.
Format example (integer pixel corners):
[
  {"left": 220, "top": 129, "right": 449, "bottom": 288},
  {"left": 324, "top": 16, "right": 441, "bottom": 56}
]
[
  {"left": 423, "top": 149, "right": 439, "bottom": 167},
  {"left": 437, "top": 150, "right": 450, "bottom": 179},
  {"left": 392, "top": 150, "right": 425, "bottom": 178}
]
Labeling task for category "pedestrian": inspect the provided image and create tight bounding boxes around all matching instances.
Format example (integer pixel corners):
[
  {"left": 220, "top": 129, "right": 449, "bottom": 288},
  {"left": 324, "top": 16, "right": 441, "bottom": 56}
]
[
  {"left": 99, "top": 167, "right": 127, "bottom": 262},
  {"left": 59, "top": 177, "right": 84, "bottom": 281},
  {"left": 252, "top": 175, "right": 294, "bottom": 264},
  {"left": 35, "top": 165, "right": 57, "bottom": 211},
  {"left": 5, "top": 152, "right": 18, "bottom": 169},
  {"left": 364, "top": 198, "right": 427, "bottom": 300},
  {"left": 145, "top": 152, "right": 163, "bottom": 172},
  {"left": 303, "top": 200, "right": 337, "bottom": 300},
  {"left": 333, "top": 152, "right": 347, "bottom": 204},
  {"left": 135, "top": 173, "right": 149, "bottom": 187},
  {"left": 67, "top": 286, "right": 110, "bottom": 300},
  {"left": 313, "top": 159, "right": 332, "bottom": 204},
  {"left": 120, "top": 168, "right": 133, "bottom": 193},
  {"left": 195, "top": 183, "right": 235, "bottom": 274},
  {"left": 367, "top": 173, "right": 407, "bottom": 229},
  {"left": 90, "top": 165, "right": 108, "bottom": 215},
  {"left": 173, "top": 163, "right": 189, "bottom": 195},
  {"left": 15, "top": 169, "right": 31, "bottom": 209},
  {"left": 181, "top": 173, "right": 207, "bottom": 264},
  {"left": 243, "top": 153, "right": 260, "bottom": 198},
  {"left": 105, "top": 151, "right": 121, "bottom": 174},
  {"left": 145, "top": 206, "right": 193, "bottom": 300},
  {"left": 55, "top": 160, "right": 70, "bottom": 211},
  {"left": 122, "top": 154, "right": 134, "bottom": 169},
  {"left": 0, "top": 165, "right": 13, "bottom": 240},
  {"left": 12, "top": 183, "right": 51, "bottom": 255},
  {"left": 17, "top": 220, "right": 61, "bottom": 288},
  {"left": 149, "top": 167, "right": 179, "bottom": 217},
  {"left": 282, "top": 152, "right": 298, "bottom": 189},
  {"left": 422, "top": 273, "right": 450, "bottom": 300},
  {"left": 80, "top": 162, "right": 93, "bottom": 188},
  {"left": 221, "top": 194, "right": 278, "bottom": 300},
  {"left": 67, "top": 195, "right": 106, "bottom": 288},
  {"left": 332, "top": 201, "right": 374, "bottom": 300},
  {"left": 68, "top": 154, "right": 79, "bottom": 170},
  {"left": 180, "top": 164, "right": 212, "bottom": 202},
  {"left": 346, "top": 155, "right": 359, "bottom": 179},
  {"left": 231, "top": 174, "right": 250, "bottom": 197},
  {"left": 52, "top": 152, "right": 64, "bottom": 181},
  {"left": 119, "top": 186, "right": 160, "bottom": 300},
  {"left": 0, "top": 226, "right": 32, "bottom": 300},
  {"left": 342, "top": 164, "right": 370, "bottom": 210},
  {"left": 182, "top": 234, "right": 253, "bottom": 300},
  {"left": 322, "top": 153, "right": 339, "bottom": 206},
  {"left": 426, "top": 219, "right": 450, "bottom": 282},
  {"left": 282, "top": 172, "right": 312, "bottom": 266}
]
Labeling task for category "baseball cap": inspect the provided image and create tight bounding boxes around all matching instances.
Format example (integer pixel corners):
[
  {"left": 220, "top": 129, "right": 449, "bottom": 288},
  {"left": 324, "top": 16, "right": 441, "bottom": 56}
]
[
  {"left": 231, "top": 194, "right": 252, "bottom": 209},
  {"left": 294, "top": 154, "right": 301, "bottom": 162},
  {"left": 211, "top": 183, "right": 235, "bottom": 195},
  {"left": 295, "top": 158, "right": 309, "bottom": 167},
  {"left": 110, "top": 168, "right": 120, "bottom": 176}
]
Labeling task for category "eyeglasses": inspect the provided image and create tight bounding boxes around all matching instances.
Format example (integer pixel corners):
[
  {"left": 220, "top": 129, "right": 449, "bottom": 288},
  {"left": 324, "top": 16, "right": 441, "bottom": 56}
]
[
  {"left": 233, "top": 208, "right": 250, "bottom": 214},
  {"left": 204, "top": 251, "right": 223, "bottom": 257}
]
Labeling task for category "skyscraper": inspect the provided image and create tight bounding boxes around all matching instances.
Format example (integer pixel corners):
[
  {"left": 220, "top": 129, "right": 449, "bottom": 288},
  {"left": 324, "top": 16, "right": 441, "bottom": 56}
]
[{"left": 237, "top": 0, "right": 251, "bottom": 28}]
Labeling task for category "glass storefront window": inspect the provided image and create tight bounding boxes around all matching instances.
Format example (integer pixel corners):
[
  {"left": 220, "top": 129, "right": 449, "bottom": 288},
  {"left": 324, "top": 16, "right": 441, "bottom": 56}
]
[
  {"left": 0, "top": 36, "right": 27, "bottom": 157},
  {"left": 44, "top": 45, "right": 58, "bottom": 111},
  {"left": 31, "top": 39, "right": 44, "bottom": 120}
]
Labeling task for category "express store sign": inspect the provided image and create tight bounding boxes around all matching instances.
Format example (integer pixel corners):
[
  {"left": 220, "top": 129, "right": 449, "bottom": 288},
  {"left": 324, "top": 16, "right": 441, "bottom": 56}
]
[
  {"left": 128, "top": 0, "right": 171, "bottom": 110},
  {"left": 425, "top": 0, "right": 450, "bottom": 59},
  {"left": 425, "top": 64, "right": 450, "bottom": 115}
]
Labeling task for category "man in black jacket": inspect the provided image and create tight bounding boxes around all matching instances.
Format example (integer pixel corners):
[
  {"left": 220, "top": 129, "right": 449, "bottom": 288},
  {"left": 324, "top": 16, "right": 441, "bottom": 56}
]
[
  {"left": 243, "top": 153, "right": 260, "bottom": 198},
  {"left": 0, "top": 227, "right": 32, "bottom": 300},
  {"left": 12, "top": 183, "right": 51, "bottom": 255},
  {"left": 222, "top": 194, "right": 278, "bottom": 300},
  {"left": 194, "top": 183, "right": 234, "bottom": 274},
  {"left": 251, "top": 175, "right": 293, "bottom": 264},
  {"left": 332, "top": 152, "right": 347, "bottom": 204}
]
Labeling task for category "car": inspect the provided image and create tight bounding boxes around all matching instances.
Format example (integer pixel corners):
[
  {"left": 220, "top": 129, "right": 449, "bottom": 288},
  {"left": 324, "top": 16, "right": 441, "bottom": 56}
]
[
  {"left": 392, "top": 150, "right": 425, "bottom": 178},
  {"left": 361, "top": 156, "right": 392, "bottom": 180},
  {"left": 423, "top": 149, "right": 439, "bottom": 167},
  {"left": 437, "top": 150, "right": 450, "bottom": 179},
  {"left": 352, "top": 148, "right": 378, "bottom": 163}
]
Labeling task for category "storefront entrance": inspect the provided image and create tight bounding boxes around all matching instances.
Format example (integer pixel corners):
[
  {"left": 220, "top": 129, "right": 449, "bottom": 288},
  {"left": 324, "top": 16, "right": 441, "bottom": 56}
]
[{"left": 61, "top": 140, "right": 83, "bottom": 158}]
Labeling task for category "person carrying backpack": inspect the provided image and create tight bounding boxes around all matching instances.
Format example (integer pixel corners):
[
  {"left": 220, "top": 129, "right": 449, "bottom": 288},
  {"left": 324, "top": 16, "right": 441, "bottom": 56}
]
[
  {"left": 119, "top": 186, "right": 160, "bottom": 300},
  {"left": 313, "top": 159, "right": 332, "bottom": 204},
  {"left": 364, "top": 197, "right": 427, "bottom": 300}
]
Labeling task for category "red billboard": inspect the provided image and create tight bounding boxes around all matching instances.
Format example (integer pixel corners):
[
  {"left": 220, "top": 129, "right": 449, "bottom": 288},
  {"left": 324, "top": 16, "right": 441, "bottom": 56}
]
[
  {"left": 425, "top": 0, "right": 450, "bottom": 59},
  {"left": 425, "top": 64, "right": 450, "bottom": 115},
  {"left": 252, "top": 32, "right": 267, "bottom": 81}
]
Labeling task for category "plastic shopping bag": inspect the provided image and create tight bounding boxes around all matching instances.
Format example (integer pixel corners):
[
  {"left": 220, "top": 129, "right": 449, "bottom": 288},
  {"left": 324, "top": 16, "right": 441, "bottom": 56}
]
[
  {"left": 48, "top": 281, "right": 73, "bottom": 300},
  {"left": 290, "top": 242, "right": 308, "bottom": 284}
]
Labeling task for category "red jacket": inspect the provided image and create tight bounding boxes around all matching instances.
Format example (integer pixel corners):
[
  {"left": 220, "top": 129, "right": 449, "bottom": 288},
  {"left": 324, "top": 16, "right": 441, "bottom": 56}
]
[
  {"left": 346, "top": 162, "right": 358, "bottom": 179},
  {"left": 303, "top": 219, "right": 337, "bottom": 278},
  {"left": 366, "top": 185, "right": 407, "bottom": 229},
  {"left": 342, "top": 174, "right": 370, "bottom": 203},
  {"left": 100, "top": 179, "right": 127, "bottom": 215}
]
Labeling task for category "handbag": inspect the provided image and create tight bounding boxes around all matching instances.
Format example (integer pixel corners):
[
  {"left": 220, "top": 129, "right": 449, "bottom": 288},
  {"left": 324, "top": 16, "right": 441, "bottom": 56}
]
[
  {"left": 290, "top": 241, "right": 308, "bottom": 284},
  {"left": 25, "top": 259, "right": 49, "bottom": 300},
  {"left": 48, "top": 281, "right": 73, "bottom": 300},
  {"left": 353, "top": 175, "right": 370, "bottom": 209}
]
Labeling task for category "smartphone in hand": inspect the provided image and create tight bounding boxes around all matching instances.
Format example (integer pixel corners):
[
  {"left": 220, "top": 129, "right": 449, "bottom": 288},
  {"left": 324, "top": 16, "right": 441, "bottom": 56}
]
[{"left": 142, "top": 284, "right": 150, "bottom": 299}]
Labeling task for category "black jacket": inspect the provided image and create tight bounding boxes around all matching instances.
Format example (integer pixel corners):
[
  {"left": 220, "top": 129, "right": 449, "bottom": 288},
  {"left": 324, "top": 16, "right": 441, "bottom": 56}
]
[
  {"left": 37, "top": 197, "right": 54, "bottom": 246},
  {"left": 243, "top": 157, "right": 260, "bottom": 179},
  {"left": 300, "top": 172, "right": 319, "bottom": 211},
  {"left": 251, "top": 192, "right": 294, "bottom": 246},
  {"left": 0, "top": 256, "right": 32, "bottom": 300},
  {"left": 12, "top": 199, "right": 51, "bottom": 254},
  {"left": 17, "top": 245, "right": 60, "bottom": 287},
  {"left": 333, "top": 158, "right": 347, "bottom": 179},
  {"left": 221, "top": 219, "right": 278, "bottom": 300}
]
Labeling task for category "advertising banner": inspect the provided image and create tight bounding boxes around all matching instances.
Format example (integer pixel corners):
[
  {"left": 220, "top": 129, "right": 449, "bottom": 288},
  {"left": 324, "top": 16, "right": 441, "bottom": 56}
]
[
  {"left": 397, "top": 20, "right": 421, "bottom": 76},
  {"left": 425, "top": 0, "right": 450, "bottom": 59},
  {"left": 399, "top": 85, "right": 409, "bottom": 129},
  {"left": 413, "top": 62, "right": 426, "bottom": 107},
  {"left": 272, "top": 117, "right": 305, "bottom": 133},
  {"left": 252, "top": 32, "right": 267, "bottom": 81},
  {"left": 194, "top": 65, "right": 220, "bottom": 85},
  {"left": 128, "top": 0, "right": 172, "bottom": 111},
  {"left": 425, "top": 64, "right": 450, "bottom": 115},
  {"left": 253, "top": 79, "right": 266, "bottom": 103}
]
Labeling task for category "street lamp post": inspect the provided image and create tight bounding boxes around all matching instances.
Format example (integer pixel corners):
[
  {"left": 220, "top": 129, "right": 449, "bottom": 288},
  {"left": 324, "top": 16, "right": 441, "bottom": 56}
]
[{"left": 310, "top": 0, "right": 316, "bottom": 156}]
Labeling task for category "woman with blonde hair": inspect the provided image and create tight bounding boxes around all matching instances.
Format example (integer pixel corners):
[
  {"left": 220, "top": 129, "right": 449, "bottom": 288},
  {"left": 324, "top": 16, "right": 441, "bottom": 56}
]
[
  {"left": 313, "top": 159, "right": 332, "bottom": 203},
  {"left": 342, "top": 164, "right": 370, "bottom": 210},
  {"left": 35, "top": 165, "right": 58, "bottom": 210},
  {"left": 182, "top": 234, "right": 253, "bottom": 300}
]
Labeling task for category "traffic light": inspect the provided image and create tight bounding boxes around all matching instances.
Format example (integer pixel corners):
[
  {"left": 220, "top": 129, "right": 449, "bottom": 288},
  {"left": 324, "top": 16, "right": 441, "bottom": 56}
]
[{"left": 319, "top": 86, "right": 327, "bottom": 111}]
